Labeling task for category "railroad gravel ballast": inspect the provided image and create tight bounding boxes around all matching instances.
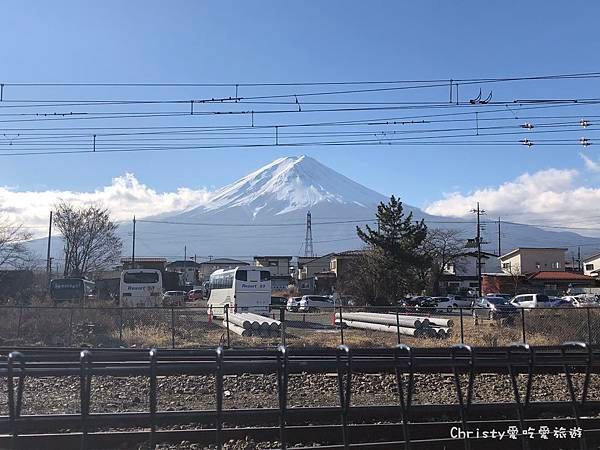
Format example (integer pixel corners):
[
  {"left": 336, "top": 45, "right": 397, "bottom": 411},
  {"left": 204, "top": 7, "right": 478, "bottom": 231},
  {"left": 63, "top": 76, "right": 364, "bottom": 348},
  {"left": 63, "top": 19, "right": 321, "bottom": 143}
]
[{"left": 1, "top": 344, "right": 599, "bottom": 449}]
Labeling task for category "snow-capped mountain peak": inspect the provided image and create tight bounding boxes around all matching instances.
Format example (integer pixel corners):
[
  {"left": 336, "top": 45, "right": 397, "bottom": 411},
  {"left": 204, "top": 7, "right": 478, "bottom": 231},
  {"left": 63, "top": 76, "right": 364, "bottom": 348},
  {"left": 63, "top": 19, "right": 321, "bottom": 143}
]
[{"left": 195, "top": 155, "right": 385, "bottom": 216}]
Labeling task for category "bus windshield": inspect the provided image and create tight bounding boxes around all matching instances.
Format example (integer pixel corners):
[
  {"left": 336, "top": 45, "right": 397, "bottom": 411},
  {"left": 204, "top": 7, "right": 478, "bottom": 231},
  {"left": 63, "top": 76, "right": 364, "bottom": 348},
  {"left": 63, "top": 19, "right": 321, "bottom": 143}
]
[{"left": 123, "top": 271, "right": 160, "bottom": 284}]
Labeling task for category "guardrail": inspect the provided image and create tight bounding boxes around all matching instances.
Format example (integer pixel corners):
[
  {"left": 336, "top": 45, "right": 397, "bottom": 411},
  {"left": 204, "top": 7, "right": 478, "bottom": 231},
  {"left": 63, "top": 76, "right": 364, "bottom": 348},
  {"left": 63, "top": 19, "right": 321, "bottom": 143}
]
[
  {"left": 0, "top": 304, "right": 598, "bottom": 349},
  {"left": 0, "top": 344, "right": 598, "bottom": 449}
]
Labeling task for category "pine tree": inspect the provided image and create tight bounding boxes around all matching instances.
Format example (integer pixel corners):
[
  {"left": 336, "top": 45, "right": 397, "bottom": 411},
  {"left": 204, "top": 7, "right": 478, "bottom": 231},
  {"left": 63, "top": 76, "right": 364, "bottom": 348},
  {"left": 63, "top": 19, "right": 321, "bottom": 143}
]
[{"left": 354, "top": 196, "right": 430, "bottom": 303}]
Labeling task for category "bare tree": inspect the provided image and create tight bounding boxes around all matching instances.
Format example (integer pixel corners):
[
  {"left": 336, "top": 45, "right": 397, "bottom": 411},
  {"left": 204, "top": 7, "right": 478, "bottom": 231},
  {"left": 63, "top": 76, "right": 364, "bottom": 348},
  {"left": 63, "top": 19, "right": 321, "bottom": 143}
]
[
  {"left": 53, "top": 202, "right": 122, "bottom": 277},
  {"left": 504, "top": 262, "right": 523, "bottom": 295},
  {"left": 421, "top": 228, "right": 467, "bottom": 295},
  {"left": 0, "top": 218, "right": 33, "bottom": 273}
]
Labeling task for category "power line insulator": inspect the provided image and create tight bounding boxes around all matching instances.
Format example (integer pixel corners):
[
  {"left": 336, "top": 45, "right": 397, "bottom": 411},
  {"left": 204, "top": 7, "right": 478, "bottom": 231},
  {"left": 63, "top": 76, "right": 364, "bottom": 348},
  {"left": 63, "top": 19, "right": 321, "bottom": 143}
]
[
  {"left": 580, "top": 119, "right": 590, "bottom": 128},
  {"left": 580, "top": 137, "right": 591, "bottom": 147},
  {"left": 520, "top": 122, "right": 534, "bottom": 130},
  {"left": 520, "top": 139, "right": 533, "bottom": 147}
]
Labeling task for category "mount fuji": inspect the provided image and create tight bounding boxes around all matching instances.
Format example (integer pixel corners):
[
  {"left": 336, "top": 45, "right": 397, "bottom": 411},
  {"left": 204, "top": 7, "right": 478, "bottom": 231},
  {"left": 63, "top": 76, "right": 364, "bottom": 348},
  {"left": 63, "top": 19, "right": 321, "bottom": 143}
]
[
  {"left": 31, "top": 155, "right": 600, "bottom": 262},
  {"left": 120, "top": 155, "right": 600, "bottom": 260}
]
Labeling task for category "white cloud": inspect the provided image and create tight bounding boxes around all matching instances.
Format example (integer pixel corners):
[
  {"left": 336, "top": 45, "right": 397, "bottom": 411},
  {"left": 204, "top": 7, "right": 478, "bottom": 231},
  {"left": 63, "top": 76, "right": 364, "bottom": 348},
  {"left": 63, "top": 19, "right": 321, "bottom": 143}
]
[
  {"left": 424, "top": 168, "right": 600, "bottom": 235},
  {"left": 581, "top": 153, "right": 600, "bottom": 172},
  {"left": 0, "top": 173, "right": 211, "bottom": 236}
]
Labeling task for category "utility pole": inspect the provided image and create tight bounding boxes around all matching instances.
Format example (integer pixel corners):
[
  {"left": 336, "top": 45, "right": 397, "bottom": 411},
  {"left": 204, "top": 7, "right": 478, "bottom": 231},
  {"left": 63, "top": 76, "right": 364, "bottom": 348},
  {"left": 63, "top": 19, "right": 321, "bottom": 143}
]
[
  {"left": 131, "top": 216, "right": 136, "bottom": 269},
  {"left": 184, "top": 245, "right": 187, "bottom": 262},
  {"left": 497, "top": 216, "right": 501, "bottom": 257},
  {"left": 470, "top": 203, "right": 486, "bottom": 297},
  {"left": 46, "top": 211, "right": 53, "bottom": 290},
  {"left": 578, "top": 246, "right": 582, "bottom": 272}
]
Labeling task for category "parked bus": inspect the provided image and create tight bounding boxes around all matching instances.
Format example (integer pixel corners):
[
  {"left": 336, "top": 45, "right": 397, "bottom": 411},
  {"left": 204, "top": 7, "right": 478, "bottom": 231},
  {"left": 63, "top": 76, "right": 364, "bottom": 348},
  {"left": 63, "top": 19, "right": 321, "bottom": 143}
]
[
  {"left": 50, "top": 278, "right": 96, "bottom": 304},
  {"left": 119, "top": 269, "right": 163, "bottom": 307},
  {"left": 207, "top": 267, "right": 271, "bottom": 317}
]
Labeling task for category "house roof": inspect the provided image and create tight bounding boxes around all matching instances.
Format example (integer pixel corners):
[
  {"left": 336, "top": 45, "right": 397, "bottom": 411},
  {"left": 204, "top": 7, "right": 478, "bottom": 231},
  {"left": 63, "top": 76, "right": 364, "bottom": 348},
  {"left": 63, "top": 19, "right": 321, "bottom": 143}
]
[
  {"left": 525, "top": 271, "right": 596, "bottom": 282},
  {"left": 253, "top": 255, "right": 292, "bottom": 260},
  {"left": 298, "top": 253, "right": 334, "bottom": 267},
  {"left": 332, "top": 250, "right": 365, "bottom": 258},
  {"left": 583, "top": 252, "right": 600, "bottom": 263},
  {"left": 198, "top": 258, "right": 249, "bottom": 266},
  {"left": 121, "top": 257, "right": 166, "bottom": 263},
  {"left": 166, "top": 260, "right": 201, "bottom": 268},
  {"left": 500, "top": 247, "right": 568, "bottom": 260}
]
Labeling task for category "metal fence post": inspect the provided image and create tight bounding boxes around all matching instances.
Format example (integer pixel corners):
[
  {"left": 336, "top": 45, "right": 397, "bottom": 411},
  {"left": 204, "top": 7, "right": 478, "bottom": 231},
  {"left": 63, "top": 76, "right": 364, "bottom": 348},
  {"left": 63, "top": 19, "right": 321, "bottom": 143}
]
[
  {"left": 119, "top": 308, "right": 124, "bottom": 346},
  {"left": 521, "top": 309, "right": 526, "bottom": 344},
  {"left": 459, "top": 308, "right": 464, "bottom": 344},
  {"left": 395, "top": 306, "right": 401, "bottom": 345},
  {"left": 225, "top": 305, "right": 231, "bottom": 348},
  {"left": 279, "top": 307, "right": 286, "bottom": 347},
  {"left": 16, "top": 306, "right": 23, "bottom": 340},
  {"left": 587, "top": 307, "right": 592, "bottom": 344},
  {"left": 68, "top": 308, "right": 74, "bottom": 347},
  {"left": 338, "top": 305, "right": 344, "bottom": 345},
  {"left": 171, "top": 307, "right": 176, "bottom": 349}
]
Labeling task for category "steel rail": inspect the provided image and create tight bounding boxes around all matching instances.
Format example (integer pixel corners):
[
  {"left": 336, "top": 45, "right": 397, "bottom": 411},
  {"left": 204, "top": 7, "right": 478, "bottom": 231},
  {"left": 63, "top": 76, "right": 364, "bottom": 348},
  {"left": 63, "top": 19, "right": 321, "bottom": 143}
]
[{"left": 1, "top": 343, "right": 598, "bottom": 449}]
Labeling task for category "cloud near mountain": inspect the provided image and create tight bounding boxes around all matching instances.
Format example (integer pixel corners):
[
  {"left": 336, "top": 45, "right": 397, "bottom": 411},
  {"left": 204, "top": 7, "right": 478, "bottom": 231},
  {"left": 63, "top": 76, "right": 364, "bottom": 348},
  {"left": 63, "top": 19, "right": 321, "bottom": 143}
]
[
  {"left": 0, "top": 173, "right": 211, "bottom": 235},
  {"left": 424, "top": 168, "right": 600, "bottom": 235}
]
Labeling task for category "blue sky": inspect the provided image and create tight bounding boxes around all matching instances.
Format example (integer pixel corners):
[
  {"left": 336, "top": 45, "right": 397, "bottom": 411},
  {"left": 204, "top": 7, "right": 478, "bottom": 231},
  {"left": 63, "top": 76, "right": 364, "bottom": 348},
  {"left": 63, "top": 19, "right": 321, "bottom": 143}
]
[{"left": 1, "top": 1, "right": 600, "bottom": 223}]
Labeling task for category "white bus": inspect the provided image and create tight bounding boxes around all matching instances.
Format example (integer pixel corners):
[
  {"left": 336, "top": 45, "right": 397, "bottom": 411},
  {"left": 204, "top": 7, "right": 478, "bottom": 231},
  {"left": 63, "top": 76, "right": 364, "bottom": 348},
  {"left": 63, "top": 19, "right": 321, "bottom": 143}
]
[
  {"left": 207, "top": 267, "right": 271, "bottom": 317},
  {"left": 119, "top": 269, "right": 163, "bottom": 307}
]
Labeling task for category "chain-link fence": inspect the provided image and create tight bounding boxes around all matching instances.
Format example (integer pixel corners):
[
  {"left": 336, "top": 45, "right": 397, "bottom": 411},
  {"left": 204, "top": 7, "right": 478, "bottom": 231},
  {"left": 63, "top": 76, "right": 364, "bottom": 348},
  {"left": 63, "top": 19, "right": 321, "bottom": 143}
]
[{"left": 1, "top": 304, "right": 599, "bottom": 348}]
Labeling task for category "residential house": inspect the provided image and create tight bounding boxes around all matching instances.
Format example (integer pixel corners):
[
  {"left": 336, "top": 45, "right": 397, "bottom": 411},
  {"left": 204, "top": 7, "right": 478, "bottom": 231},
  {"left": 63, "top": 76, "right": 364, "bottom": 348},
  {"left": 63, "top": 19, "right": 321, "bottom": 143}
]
[
  {"left": 297, "top": 254, "right": 332, "bottom": 280},
  {"left": 499, "top": 248, "right": 567, "bottom": 275},
  {"left": 254, "top": 256, "right": 293, "bottom": 277},
  {"left": 330, "top": 250, "right": 363, "bottom": 289},
  {"left": 482, "top": 271, "right": 597, "bottom": 296},
  {"left": 442, "top": 251, "right": 501, "bottom": 294},
  {"left": 583, "top": 252, "right": 600, "bottom": 278},
  {"left": 166, "top": 260, "right": 201, "bottom": 285},
  {"left": 197, "top": 258, "right": 249, "bottom": 283}
]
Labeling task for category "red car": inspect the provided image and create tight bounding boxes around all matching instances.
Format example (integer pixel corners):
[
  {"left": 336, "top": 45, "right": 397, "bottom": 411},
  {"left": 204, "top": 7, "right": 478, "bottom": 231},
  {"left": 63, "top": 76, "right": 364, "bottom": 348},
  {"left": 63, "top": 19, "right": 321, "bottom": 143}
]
[{"left": 187, "top": 289, "right": 203, "bottom": 301}]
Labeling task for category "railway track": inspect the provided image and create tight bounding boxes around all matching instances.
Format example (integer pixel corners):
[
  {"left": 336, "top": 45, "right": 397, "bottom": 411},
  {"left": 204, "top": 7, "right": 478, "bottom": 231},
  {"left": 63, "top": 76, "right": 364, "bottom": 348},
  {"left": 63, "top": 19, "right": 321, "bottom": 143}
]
[{"left": 1, "top": 344, "right": 598, "bottom": 449}]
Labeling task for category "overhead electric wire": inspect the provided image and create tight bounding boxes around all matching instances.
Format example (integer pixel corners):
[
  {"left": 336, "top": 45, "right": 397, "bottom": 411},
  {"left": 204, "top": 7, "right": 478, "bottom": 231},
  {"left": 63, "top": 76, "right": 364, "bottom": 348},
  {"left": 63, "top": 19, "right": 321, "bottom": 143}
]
[{"left": 4, "top": 70, "right": 600, "bottom": 88}]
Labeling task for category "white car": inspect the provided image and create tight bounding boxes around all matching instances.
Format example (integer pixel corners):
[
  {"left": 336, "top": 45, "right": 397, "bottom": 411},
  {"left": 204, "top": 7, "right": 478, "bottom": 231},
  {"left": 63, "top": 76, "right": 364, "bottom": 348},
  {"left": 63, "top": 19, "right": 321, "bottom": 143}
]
[
  {"left": 286, "top": 296, "right": 302, "bottom": 312},
  {"left": 510, "top": 294, "right": 553, "bottom": 308},
  {"left": 162, "top": 290, "right": 186, "bottom": 306},
  {"left": 298, "top": 295, "right": 335, "bottom": 312},
  {"left": 562, "top": 295, "right": 599, "bottom": 308},
  {"left": 447, "top": 295, "right": 473, "bottom": 308},
  {"left": 432, "top": 297, "right": 461, "bottom": 312}
]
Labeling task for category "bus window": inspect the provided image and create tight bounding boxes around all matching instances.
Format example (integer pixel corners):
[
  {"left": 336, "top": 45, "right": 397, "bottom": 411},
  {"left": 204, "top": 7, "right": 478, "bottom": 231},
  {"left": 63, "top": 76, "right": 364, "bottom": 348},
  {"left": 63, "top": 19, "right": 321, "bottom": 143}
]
[
  {"left": 235, "top": 270, "right": 248, "bottom": 281},
  {"left": 123, "top": 271, "right": 160, "bottom": 284},
  {"left": 260, "top": 271, "right": 271, "bottom": 281}
]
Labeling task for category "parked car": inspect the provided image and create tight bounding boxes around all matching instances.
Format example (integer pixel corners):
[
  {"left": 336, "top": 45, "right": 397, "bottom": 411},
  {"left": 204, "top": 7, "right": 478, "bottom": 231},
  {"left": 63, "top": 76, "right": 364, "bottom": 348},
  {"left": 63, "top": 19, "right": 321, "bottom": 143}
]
[
  {"left": 486, "top": 293, "right": 513, "bottom": 301},
  {"left": 162, "top": 290, "right": 186, "bottom": 306},
  {"left": 270, "top": 296, "right": 288, "bottom": 311},
  {"left": 562, "top": 295, "right": 600, "bottom": 308},
  {"left": 510, "top": 294, "right": 553, "bottom": 309},
  {"left": 432, "top": 296, "right": 465, "bottom": 313},
  {"left": 299, "top": 295, "right": 335, "bottom": 312},
  {"left": 187, "top": 289, "right": 203, "bottom": 301},
  {"left": 473, "top": 296, "right": 518, "bottom": 320},
  {"left": 448, "top": 295, "right": 474, "bottom": 308},
  {"left": 286, "top": 296, "right": 302, "bottom": 312},
  {"left": 551, "top": 298, "right": 575, "bottom": 308}
]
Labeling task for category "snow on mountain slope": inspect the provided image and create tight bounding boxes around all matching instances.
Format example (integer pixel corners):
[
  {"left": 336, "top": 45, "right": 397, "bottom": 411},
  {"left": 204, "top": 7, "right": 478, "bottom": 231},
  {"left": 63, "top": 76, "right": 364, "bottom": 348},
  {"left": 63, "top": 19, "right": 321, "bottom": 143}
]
[
  {"left": 27, "top": 155, "right": 600, "bottom": 261},
  {"left": 179, "top": 155, "right": 387, "bottom": 219}
]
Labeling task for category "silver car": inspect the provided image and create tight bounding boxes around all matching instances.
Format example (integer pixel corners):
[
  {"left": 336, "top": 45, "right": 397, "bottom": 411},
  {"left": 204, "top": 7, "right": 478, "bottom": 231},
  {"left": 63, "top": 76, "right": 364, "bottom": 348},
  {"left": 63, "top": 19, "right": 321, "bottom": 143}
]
[
  {"left": 472, "top": 296, "right": 518, "bottom": 321},
  {"left": 286, "top": 296, "right": 302, "bottom": 312},
  {"left": 162, "top": 290, "right": 186, "bottom": 306}
]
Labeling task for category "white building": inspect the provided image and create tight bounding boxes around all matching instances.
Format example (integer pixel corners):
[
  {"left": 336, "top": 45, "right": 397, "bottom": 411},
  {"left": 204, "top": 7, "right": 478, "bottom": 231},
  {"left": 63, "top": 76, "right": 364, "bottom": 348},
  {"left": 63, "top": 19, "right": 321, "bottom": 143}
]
[
  {"left": 499, "top": 248, "right": 567, "bottom": 275},
  {"left": 583, "top": 252, "right": 600, "bottom": 277}
]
